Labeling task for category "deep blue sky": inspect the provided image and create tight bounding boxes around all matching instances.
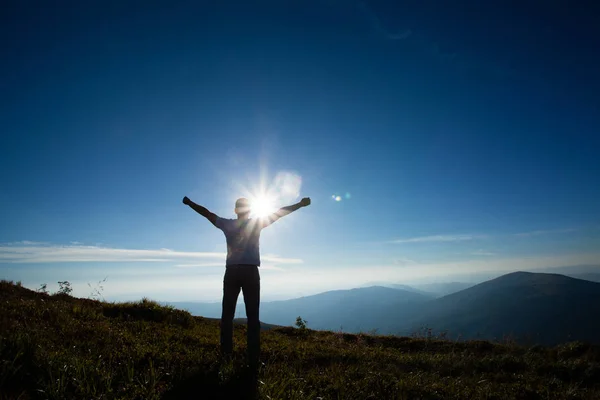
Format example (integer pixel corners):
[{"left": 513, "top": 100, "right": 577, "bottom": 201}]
[{"left": 1, "top": 1, "right": 599, "bottom": 300}]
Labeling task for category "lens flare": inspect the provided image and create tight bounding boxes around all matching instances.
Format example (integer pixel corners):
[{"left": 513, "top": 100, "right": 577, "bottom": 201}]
[{"left": 332, "top": 192, "right": 350, "bottom": 202}]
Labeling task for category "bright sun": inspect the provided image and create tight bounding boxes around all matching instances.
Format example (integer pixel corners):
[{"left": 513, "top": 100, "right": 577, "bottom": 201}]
[{"left": 250, "top": 195, "right": 276, "bottom": 218}]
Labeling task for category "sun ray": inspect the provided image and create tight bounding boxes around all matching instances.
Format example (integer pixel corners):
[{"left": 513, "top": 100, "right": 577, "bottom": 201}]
[
  {"left": 250, "top": 193, "right": 277, "bottom": 218},
  {"left": 226, "top": 163, "right": 301, "bottom": 219}
]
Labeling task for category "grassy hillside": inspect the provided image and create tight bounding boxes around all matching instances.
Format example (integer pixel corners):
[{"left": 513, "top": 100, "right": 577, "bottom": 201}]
[{"left": 1, "top": 280, "right": 600, "bottom": 399}]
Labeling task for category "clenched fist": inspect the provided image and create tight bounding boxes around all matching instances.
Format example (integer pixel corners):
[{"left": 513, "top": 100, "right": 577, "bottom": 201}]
[
  {"left": 300, "top": 197, "right": 311, "bottom": 207},
  {"left": 182, "top": 196, "right": 190, "bottom": 205}
]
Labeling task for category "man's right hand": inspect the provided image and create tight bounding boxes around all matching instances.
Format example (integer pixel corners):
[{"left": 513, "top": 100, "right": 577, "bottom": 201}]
[{"left": 183, "top": 196, "right": 190, "bottom": 205}]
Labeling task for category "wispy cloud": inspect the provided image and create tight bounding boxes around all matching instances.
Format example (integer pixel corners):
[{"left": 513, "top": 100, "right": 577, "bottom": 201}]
[
  {"left": 0, "top": 242, "right": 303, "bottom": 265},
  {"left": 392, "top": 257, "right": 418, "bottom": 266},
  {"left": 512, "top": 228, "right": 576, "bottom": 238},
  {"left": 5, "top": 240, "right": 49, "bottom": 246},
  {"left": 470, "top": 250, "right": 497, "bottom": 256},
  {"left": 366, "top": 252, "right": 600, "bottom": 283},
  {"left": 389, "top": 234, "right": 485, "bottom": 244},
  {"left": 174, "top": 263, "right": 225, "bottom": 268},
  {"left": 261, "top": 254, "right": 302, "bottom": 264},
  {"left": 257, "top": 264, "right": 287, "bottom": 271},
  {"left": 389, "top": 227, "right": 577, "bottom": 245}
]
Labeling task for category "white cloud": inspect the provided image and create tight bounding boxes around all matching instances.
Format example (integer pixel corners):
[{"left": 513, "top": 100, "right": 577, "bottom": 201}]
[
  {"left": 389, "top": 227, "right": 577, "bottom": 244},
  {"left": 392, "top": 258, "right": 418, "bottom": 266},
  {"left": 174, "top": 263, "right": 225, "bottom": 268},
  {"left": 0, "top": 242, "right": 303, "bottom": 265},
  {"left": 5, "top": 240, "right": 48, "bottom": 246},
  {"left": 257, "top": 264, "right": 286, "bottom": 271},
  {"left": 260, "top": 254, "right": 302, "bottom": 264},
  {"left": 512, "top": 228, "right": 576, "bottom": 237},
  {"left": 13, "top": 250, "right": 600, "bottom": 302},
  {"left": 389, "top": 234, "right": 485, "bottom": 244},
  {"left": 470, "top": 250, "right": 497, "bottom": 256},
  {"left": 347, "top": 252, "right": 600, "bottom": 285}
]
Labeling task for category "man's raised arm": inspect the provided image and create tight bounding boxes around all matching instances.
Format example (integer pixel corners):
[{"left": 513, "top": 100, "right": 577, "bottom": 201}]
[
  {"left": 182, "top": 196, "right": 219, "bottom": 226},
  {"left": 261, "top": 197, "right": 311, "bottom": 227}
]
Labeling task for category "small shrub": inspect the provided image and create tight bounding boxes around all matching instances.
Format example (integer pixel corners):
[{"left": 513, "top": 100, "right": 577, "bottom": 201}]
[
  {"left": 88, "top": 276, "right": 108, "bottom": 301},
  {"left": 295, "top": 316, "right": 307, "bottom": 330},
  {"left": 56, "top": 281, "right": 73, "bottom": 296},
  {"left": 36, "top": 283, "right": 49, "bottom": 294}
]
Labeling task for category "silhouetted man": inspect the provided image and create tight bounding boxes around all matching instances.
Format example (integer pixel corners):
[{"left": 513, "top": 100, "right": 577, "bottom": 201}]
[{"left": 182, "top": 195, "right": 311, "bottom": 368}]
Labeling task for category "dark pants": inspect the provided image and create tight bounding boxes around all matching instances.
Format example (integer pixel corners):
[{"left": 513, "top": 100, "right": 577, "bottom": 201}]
[{"left": 220, "top": 264, "right": 260, "bottom": 365}]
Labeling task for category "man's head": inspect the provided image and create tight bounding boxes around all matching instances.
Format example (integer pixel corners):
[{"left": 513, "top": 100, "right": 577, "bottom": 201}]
[{"left": 235, "top": 197, "right": 251, "bottom": 218}]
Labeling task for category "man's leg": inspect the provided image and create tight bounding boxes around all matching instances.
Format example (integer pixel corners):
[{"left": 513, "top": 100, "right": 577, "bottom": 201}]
[
  {"left": 221, "top": 267, "right": 241, "bottom": 358},
  {"left": 242, "top": 266, "right": 261, "bottom": 368}
]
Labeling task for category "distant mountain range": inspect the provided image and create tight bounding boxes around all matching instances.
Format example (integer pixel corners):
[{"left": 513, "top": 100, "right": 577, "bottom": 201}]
[
  {"left": 360, "top": 281, "right": 472, "bottom": 297},
  {"left": 408, "top": 272, "right": 600, "bottom": 344},
  {"left": 568, "top": 273, "right": 600, "bottom": 283},
  {"left": 171, "top": 286, "right": 432, "bottom": 333},
  {"left": 259, "top": 286, "right": 431, "bottom": 333},
  {"left": 170, "top": 270, "right": 600, "bottom": 345},
  {"left": 406, "top": 282, "right": 475, "bottom": 297},
  {"left": 536, "top": 265, "right": 600, "bottom": 284}
]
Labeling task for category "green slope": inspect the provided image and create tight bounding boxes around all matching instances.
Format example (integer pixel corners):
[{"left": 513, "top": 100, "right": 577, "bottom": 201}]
[{"left": 1, "top": 280, "right": 599, "bottom": 399}]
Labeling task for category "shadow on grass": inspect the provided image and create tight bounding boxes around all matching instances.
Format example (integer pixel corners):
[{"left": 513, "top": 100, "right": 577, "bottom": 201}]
[{"left": 163, "top": 366, "right": 259, "bottom": 400}]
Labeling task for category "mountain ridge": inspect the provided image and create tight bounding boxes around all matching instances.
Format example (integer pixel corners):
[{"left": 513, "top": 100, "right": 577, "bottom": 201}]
[
  {"left": 170, "top": 271, "right": 600, "bottom": 344},
  {"left": 408, "top": 271, "right": 600, "bottom": 344}
]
